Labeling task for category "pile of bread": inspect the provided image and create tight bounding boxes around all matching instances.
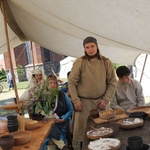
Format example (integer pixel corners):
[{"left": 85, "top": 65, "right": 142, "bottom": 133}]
[{"left": 88, "top": 138, "right": 121, "bottom": 150}]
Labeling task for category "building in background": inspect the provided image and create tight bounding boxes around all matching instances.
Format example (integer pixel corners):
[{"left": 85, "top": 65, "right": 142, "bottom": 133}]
[{"left": 3, "top": 42, "right": 66, "bottom": 82}]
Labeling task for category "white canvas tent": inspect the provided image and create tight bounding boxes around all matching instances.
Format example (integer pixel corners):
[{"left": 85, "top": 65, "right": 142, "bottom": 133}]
[
  {"left": 0, "top": 0, "right": 150, "bottom": 65},
  {"left": 59, "top": 56, "right": 76, "bottom": 79}
]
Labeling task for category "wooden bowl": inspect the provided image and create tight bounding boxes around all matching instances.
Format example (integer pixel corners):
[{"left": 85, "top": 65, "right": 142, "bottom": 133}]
[
  {"left": 87, "top": 127, "right": 114, "bottom": 140},
  {"left": 10, "top": 131, "right": 31, "bottom": 145},
  {"left": 126, "top": 106, "right": 150, "bottom": 113},
  {"left": 99, "top": 110, "right": 116, "bottom": 120},
  {"left": 25, "top": 120, "right": 38, "bottom": 130},
  {"left": 88, "top": 138, "right": 121, "bottom": 150},
  {"left": 118, "top": 118, "right": 144, "bottom": 129}
]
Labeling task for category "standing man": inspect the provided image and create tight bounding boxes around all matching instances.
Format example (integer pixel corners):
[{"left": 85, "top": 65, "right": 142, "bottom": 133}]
[
  {"left": 68, "top": 36, "right": 117, "bottom": 148},
  {"left": 7, "top": 70, "right": 14, "bottom": 90},
  {"left": 110, "top": 66, "right": 145, "bottom": 111}
]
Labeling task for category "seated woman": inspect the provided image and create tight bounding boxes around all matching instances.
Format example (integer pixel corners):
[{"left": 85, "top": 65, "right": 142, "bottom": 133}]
[
  {"left": 19, "top": 68, "right": 46, "bottom": 116},
  {"left": 31, "top": 75, "right": 73, "bottom": 150},
  {"left": 19, "top": 68, "right": 45, "bottom": 101}
]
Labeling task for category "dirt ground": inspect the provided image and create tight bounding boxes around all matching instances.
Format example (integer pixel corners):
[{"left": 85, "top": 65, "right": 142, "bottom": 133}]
[{"left": 0, "top": 88, "right": 26, "bottom": 101}]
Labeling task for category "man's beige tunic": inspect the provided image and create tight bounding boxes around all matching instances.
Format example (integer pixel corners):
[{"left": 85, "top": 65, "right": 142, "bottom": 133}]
[{"left": 68, "top": 57, "right": 117, "bottom": 141}]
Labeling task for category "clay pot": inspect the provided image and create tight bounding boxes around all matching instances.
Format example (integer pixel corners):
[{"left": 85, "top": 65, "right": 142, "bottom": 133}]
[
  {"left": 7, "top": 115, "right": 18, "bottom": 133},
  {"left": 127, "top": 136, "right": 143, "bottom": 150},
  {"left": 0, "top": 134, "right": 14, "bottom": 150}
]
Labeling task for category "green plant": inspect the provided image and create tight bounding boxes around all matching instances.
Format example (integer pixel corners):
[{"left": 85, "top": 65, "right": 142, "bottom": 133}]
[
  {"left": 17, "top": 65, "right": 25, "bottom": 78},
  {"left": 27, "top": 80, "right": 59, "bottom": 116},
  {"left": 114, "top": 63, "right": 123, "bottom": 70},
  {"left": 0, "top": 68, "right": 6, "bottom": 81}
]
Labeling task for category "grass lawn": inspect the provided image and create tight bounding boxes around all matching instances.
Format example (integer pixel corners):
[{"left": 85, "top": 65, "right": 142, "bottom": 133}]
[{"left": 1, "top": 81, "right": 29, "bottom": 90}]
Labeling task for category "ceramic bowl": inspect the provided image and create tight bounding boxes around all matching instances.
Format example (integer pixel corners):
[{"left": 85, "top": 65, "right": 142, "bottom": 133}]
[
  {"left": 126, "top": 144, "right": 149, "bottom": 150},
  {"left": 99, "top": 110, "right": 116, "bottom": 120},
  {"left": 129, "top": 112, "right": 146, "bottom": 120},
  {"left": 0, "top": 134, "right": 14, "bottom": 150}
]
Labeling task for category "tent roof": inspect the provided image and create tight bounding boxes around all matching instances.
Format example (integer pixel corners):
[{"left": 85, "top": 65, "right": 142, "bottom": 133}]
[{"left": 0, "top": 0, "right": 150, "bottom": 65}]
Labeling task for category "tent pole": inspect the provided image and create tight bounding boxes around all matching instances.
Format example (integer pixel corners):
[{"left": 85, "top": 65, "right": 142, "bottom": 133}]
[
  {"left": 139, "top": 54, "right": 148, "bottom": 83},
  {"left": 1, "top": 0, "right": 19, "bottom": 106},
  {"left": 30, "top": 41, "right": 35, "bottom": 69}
]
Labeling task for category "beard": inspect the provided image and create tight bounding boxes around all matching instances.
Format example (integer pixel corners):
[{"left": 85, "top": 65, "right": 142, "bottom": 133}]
[{"left": 85, "top": 51, "right": 99, "bottom": 59}]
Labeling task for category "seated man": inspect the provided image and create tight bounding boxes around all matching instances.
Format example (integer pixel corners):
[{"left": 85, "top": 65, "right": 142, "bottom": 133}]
[{"left": 110, "top": 66, "right": 145, "bottom": 111}]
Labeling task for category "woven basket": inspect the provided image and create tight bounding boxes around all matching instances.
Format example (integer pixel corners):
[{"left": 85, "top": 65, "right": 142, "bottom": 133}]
[{"left": 118, "top": 118, "right": 143, "bottom": 129}]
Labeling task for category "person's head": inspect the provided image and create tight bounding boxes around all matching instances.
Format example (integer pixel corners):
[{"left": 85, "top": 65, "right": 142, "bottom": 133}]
[
  {"left": 116, "top": 66, "right": 130, "bottom": 83},
  {"left": 32, "top": 69, "right": 43, "bottom": 83},
  {"left": 83, "top": 36, "right": 101, "bottom": 59},
  {"left": 47, "top": 75, "right": 58, "bottom": 89}
]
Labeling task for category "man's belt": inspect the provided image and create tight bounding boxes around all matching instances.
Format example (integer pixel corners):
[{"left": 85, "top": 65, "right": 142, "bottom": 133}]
[{"left": 79, "top": 96, "right": 102, "bottom": 100}]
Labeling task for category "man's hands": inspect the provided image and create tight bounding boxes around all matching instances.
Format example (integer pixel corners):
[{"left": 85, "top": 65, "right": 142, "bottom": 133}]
[
  {"left": 97, "top": 100, "right": 107, "bottom": 110},
  {"left": 73, "top": 99, "right": 108, "bottom": 112},
  {"left": 74, "top": 100, "right": 82, "bottom": 112}
]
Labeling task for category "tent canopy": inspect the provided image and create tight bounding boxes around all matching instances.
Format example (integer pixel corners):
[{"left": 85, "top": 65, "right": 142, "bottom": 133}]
[{"left": 0, "top": 0, "right": 150, "bottom": 65}]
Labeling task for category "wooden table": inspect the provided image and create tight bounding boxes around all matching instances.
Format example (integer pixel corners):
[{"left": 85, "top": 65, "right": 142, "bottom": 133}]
[
  {"left": 0, "top": 119, "right": 54, "bottom": 150},
  {"left": 83, "top": 116, "right": 150, "bottom": 150}
]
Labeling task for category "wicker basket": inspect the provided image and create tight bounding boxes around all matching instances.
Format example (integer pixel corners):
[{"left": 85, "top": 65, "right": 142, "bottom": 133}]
[
  {"left": 99, "top": 110, "right": 116, "bottom": 120},
  {"left": 87, "top": 127, "right": 114, "bottom": 140},
  {"left": 117, "top": 118, "right": 143, "bottom": 129}
]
